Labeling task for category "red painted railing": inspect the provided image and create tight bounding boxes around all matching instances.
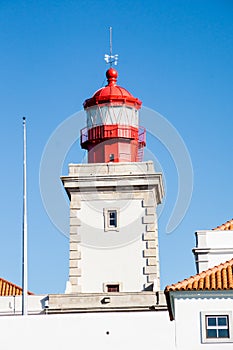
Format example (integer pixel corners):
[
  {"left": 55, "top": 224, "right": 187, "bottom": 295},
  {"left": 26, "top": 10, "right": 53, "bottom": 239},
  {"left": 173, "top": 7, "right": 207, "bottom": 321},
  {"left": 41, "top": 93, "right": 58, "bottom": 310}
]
[{"left": 81, "top": 124, "right": 146, "bottom": 146}]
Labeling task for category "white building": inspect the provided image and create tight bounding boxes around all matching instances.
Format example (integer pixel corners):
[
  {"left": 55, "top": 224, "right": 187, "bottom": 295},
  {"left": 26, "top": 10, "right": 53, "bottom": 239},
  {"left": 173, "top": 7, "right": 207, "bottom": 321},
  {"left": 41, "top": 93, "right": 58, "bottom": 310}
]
[
  {"left": 193, "top": 219, "right": 233, "bottom": 273},
  {"left": 165, "top": 257, "right": 233, "bottom": 349}
]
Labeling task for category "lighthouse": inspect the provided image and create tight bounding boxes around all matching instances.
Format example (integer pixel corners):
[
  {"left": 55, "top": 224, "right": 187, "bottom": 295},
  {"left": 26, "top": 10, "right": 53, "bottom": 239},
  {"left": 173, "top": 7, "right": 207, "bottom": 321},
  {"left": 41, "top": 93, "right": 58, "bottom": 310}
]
[
  {"left": 61, "top": 66, "right": 164, "bottom": 295},
  {"left": 80, "top": 67, "right": 145, "bottom": 163}
]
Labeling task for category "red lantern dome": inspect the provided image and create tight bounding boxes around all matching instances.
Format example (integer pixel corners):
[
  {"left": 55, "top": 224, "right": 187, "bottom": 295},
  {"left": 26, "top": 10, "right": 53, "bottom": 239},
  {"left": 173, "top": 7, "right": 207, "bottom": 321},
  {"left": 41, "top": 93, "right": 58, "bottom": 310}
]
[
  {"left": 83, "top": 68, "right": 142, "bottom": 109},
  {"left": 81, "top": 68, "right": 145, "bottom": 163}
]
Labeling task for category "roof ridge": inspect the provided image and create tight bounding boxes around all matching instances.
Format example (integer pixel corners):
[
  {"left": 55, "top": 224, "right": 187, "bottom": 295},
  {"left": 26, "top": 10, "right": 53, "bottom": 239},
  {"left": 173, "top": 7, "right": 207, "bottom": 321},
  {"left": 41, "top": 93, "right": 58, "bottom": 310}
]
[
  {"left": 212, "top": 218, "right": 233, "bottom": 231},
  {"left": 0, "top": 277, "right": 33, "bottom": 296},
  {"left": 165, "top": 258, "right": 233, "bottom": 292}
]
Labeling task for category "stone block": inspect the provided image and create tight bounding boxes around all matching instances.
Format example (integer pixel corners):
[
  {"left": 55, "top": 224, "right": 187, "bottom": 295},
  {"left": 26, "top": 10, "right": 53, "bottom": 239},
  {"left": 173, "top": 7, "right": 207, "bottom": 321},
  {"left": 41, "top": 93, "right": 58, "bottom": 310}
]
[
  {"left": 70, "top": 234, "right": 81, "bottom": 243},
  {"left": 69, "top": 277, "right": 79, "bottom": 285},
  {"left": 142, "top": 194, "right": 155, "bottom": 207},
  {"left": 69, "top": 267, "right": 81, "bottom": 277},
  {"left": 143, "top": 265, "right": 157, "bottom": 275},
  {"left": 146, "top": 224, "right": 156, "bottom": 232},
  {"left": 69, "top": 260, "right": 79, "bottom": 268},
  {"left": 70, "top": 250, "right": 81, "bottom": 260},
  {"left": 147, "top": 274, "right": 158, "bottom": 283},
  {"left": 143, "top": 232, "right": 155, "bottom": 241},
  {"left": 70, "top": 226, "right": 79, "bottom": 234},
  {"left": 142, "top": 215, "right": 155, "bottom": 224},
  {"left": 147, "top": 241, "right": 157, "bottom": 249},
  {"left": 70, "top": 217, "right": 81, "bottom": 226},
  {"left": 147, "top": 257, "right": 157, "bottom": 266},
  {"left": 146, "top": 207, "right": 155, "bottom": 215},
  {"left": 70, "top": 242, "right": 79, "bottom": 251},
  {"left": 143, "top": 249, "right": 156, "bottom": 257},
  {"left": 70, "top": 209, "right": 78, "bottom": 218},
  {"left": 70, "top": 198, "right": 81, "bottom": 209}
]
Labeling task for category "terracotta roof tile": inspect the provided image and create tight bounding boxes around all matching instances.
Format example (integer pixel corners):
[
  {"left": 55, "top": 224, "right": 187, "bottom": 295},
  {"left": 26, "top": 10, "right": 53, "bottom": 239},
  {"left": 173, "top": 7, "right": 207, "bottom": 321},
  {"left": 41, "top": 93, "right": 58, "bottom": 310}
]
[
  {"left": 165, "top": 258, "right": 233, "bottom": 292},
  {"left": 0, "top": 278, "right": 33, "bottom": 296},
  {"left": 213, "top": 218, "right": 233, "bottom": 231}
]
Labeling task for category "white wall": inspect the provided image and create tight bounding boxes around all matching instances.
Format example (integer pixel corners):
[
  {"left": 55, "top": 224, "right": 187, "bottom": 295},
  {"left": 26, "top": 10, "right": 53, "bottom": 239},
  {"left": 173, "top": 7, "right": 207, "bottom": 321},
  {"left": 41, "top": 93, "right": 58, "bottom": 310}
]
[
  {"left": 0, "top": 310, "right": 175, "bottom": 350},
  {"left": 78, "top": 199, "right": 147, "bottom": 292},
  {"left": 0, "top": 295, "right": 46, "bottom": 315},
  {"left": 81, "top": 240, "right": 146, "bottom": 292},
  {"left": 193, "top": 230, "right": 233, "bottom": 272},
  {"left": 173, "top": 292, "right": 233, "bottom": 350}
]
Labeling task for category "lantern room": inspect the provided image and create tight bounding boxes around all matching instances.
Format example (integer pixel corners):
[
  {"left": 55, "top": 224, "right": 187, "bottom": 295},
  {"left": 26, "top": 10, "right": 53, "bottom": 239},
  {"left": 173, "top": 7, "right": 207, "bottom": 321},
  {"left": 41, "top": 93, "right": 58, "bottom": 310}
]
[{"left": 80, "top": 68, "right": 146, "bottom": 163}]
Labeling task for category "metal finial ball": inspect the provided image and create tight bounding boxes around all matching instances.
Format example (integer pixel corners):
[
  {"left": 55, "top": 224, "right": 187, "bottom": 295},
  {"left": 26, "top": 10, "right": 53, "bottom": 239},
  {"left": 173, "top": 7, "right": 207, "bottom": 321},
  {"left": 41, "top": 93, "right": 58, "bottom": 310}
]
[{"left": 106, "top": 68, "right": 118, "bottom": 85}]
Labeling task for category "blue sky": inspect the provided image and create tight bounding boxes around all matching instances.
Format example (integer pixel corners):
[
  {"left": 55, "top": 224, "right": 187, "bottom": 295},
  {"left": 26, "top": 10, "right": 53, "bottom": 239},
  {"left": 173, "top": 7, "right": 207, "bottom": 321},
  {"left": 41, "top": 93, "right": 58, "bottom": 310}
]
[{"left": 0, "top": 0, "right": 232, "bottom": 294}]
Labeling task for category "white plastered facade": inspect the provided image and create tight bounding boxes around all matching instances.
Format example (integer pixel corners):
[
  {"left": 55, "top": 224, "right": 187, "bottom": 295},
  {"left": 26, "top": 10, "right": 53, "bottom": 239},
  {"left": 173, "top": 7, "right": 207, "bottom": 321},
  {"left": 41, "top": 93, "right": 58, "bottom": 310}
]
[
  {"left": 61, "top": 161, "right": 164, "bottom": 293},
  {"left": 193, "top": 230, "right": 233, "bottom": 273},
  {"left": 169, "top": 291, "right": 233, "bottom": 350}
]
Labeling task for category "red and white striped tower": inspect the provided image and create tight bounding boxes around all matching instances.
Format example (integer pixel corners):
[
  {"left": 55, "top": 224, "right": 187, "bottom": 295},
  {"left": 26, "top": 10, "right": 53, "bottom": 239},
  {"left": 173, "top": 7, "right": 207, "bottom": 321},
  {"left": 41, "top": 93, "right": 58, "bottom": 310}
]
[{"left": 80, "top": 67, "right": 146, "bottom": 163}]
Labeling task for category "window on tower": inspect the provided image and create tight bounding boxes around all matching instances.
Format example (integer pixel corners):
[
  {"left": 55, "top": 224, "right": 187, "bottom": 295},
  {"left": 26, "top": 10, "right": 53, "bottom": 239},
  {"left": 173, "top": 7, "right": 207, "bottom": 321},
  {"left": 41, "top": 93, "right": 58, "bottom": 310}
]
[
  {"left": 104, "top": 208, "right": 119, "bottom": 231},
  {"left": 103, "top": 282, "right": 122, "bottom": 292},
  {"left": 109, "top": 153, "right": 114, "bottom": 162},
  {"left": 107, "top": 284, "right": 120, "bottom": 292},
  {"left": 109, "top": 210, "right": 117, "bottom": 227}
]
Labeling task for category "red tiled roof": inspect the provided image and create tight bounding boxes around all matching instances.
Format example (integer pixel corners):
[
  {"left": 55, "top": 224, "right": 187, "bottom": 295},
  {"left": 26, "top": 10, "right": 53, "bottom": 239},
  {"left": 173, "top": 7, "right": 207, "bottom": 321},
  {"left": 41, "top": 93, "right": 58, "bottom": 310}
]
[
  {"left": 165, "top": 259, "right": 233, "bottom": 293},
  {"left": 213, "top": 219, "right": 233, "bottom": 231},
  {"left": 165, "top": 259, "right": 233, "bottom": 320},
  {"left": 0, "top": 278, "right": 33, "bottom": 296}
]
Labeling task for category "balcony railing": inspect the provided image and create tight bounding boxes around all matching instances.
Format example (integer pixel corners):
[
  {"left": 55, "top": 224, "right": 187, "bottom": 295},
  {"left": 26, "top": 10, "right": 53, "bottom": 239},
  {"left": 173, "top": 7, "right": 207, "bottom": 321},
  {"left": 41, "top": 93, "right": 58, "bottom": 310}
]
[{"left": 81, "top": 124, "right": 146, "bottom": 147}]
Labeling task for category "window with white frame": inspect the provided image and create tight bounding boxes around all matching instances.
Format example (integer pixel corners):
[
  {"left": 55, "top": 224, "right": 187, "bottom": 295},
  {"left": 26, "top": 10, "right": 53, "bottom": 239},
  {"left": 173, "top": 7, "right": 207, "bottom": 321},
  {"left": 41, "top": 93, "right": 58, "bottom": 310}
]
[
  {"left": 201, "top": 311, "right": 233, "bottom": 343},
  {"left": 104, "top": 208, "right": 119, "bottom": 231},
  {"left": 206, "top": 315, "right": 229, "bottom": 339}
]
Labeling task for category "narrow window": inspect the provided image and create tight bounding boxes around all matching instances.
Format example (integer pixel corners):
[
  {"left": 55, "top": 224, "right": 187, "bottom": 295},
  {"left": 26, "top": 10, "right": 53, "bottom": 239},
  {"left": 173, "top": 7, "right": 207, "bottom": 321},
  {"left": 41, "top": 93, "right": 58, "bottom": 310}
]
[
  {"left": 206, "top": 315, "right": 229, "bottom": 339},
  {"left": 108, "top": 210, "right": 117, "bottom": 228},
  {"left": 104, "top": 208, "right": 119, "bottom": 231},
  {"left": 109, "top": 153, "right": 114, "bottom": 162},
  {"left": 107, "top": 284, "right": 120, "bottom": 292}
]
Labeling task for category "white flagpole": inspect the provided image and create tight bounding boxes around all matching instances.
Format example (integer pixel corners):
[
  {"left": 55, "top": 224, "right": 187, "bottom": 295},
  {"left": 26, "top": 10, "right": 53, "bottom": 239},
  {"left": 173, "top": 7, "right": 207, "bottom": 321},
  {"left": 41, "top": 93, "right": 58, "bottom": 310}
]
[{"left": 22, "top": 117, "right": 28, "bottom": 315}]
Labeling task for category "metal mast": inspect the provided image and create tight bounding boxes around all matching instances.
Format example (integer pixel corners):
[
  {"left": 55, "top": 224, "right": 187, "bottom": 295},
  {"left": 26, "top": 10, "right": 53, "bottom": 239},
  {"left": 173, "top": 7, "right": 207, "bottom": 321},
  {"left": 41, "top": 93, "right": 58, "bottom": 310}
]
[
  {"left": 104, "top": 27, "right": 118, "bottom": 66},
  {"left": 22, "top": 117, "right": 28, "bottom": 315}
]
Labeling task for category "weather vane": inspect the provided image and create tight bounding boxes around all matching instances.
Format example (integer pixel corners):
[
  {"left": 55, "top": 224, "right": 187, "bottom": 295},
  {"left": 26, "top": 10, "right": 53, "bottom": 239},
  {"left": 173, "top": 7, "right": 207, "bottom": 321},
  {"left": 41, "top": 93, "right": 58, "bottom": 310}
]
[{"left": 104, "top": 27, "right": 118, "bottom": 66}]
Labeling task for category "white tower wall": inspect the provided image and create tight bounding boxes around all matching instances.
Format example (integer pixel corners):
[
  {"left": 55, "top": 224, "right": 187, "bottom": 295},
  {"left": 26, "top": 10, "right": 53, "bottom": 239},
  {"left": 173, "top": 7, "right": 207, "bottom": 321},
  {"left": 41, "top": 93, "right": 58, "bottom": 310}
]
[{"left": 61, "top": 161, "right": 164, "bottom": 293}]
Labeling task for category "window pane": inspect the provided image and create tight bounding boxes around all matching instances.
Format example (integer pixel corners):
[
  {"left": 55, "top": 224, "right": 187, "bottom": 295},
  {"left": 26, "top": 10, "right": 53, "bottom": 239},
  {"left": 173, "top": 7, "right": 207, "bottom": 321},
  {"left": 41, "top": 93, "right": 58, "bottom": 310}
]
[
  {"left": 110, "top": 217, "right": 116, "bottom": 225},
  {"left": 218, "top": 317, "right": 227, "bottom": 326},
  {"left": 207, "top": 329, "right": 217, "bottom": 338},
  {"left": 218, "top": 329, "right": 229, "bottom": 338},
  {"left": 109, "top": 210, "right": 117, "bottom": 227},
  {"left": 207, "top": 317, "right": 216, "bottom": 326},
  {"left": 107, "top": 284, "right": 119, "bottom": 292}
]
